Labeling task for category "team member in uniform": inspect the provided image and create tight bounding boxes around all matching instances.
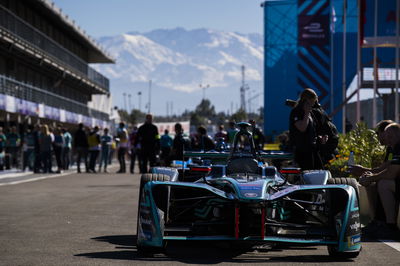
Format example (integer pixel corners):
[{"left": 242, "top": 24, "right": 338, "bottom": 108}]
[
  {"left": 137, "top": 114, "right": 160, "bottom": 173},
  {"left": 359, "top": 123, "right": 400, "bottom": 238}
]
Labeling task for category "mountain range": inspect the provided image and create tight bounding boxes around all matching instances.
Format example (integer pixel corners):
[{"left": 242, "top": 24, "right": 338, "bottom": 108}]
[{"left": 93, "top": 27, "right": 264, "bottom": 116}]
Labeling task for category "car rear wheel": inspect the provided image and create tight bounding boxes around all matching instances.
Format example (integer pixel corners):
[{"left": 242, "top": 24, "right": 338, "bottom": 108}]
[{"left": 327, "top": 177, "right": 359, "bottom": 199}]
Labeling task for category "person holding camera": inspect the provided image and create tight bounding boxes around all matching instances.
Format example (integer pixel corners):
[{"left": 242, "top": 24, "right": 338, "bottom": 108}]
[{"left": 289, "top": 88, "right": 326, "bottom": 170}]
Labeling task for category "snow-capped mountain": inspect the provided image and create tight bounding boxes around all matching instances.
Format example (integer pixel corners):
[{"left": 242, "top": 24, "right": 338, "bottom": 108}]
[{"left": 93, "top": 28, "right": 264, "bottom": 115}]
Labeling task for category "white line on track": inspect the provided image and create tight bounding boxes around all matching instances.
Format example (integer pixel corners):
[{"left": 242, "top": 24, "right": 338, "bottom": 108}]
[
  {"left": 380, "top": 240, "right": 400, "bottom": 252},
  {"left": 0, "top": 171, "right": 74, "bottom": 186},
  {"left": 0, "top": 171, "right": 33, "bottom": 180}
]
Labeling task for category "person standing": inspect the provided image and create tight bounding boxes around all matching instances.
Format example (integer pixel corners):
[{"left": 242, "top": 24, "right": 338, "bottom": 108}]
[
  {"left": 39, "top": 125, "right": 53, "bottom": 173},
  {"left": 0, "top": 127, "right": 6, "bottom": 171},
  {"left": 160, "top": 129, "right": 173, "bottom": 166},
  {"left": 99, "top": 128, "right": 112, "bottom": 173},
  {"left": 249, "top": 120, "right": 265, "bottom": 150},
  {"left": 137, "top": 114, "right": 160, "bottom": 173},
  {"left": 53, "top": 127, "right": 65, "bottom": 173},
  {"left": 87, "top": 126, "right": 101, "bottom": 173},
  {"left": 62, "top": 128, "right": 72, "bottom": 170},
  {"left": 214, "top": 125, "right": 228, "bottom": 142},
  {"left": 6, "top": 126, "right": 21, "bottom": 169},
  {"left": 32, "top": 124, "right": 41, "bottom": 173},
  {"left": 289, "top": 88, "right": 324, "bottom": 170},
  {"left": 193, "top": 126, "right": 215, "bottom": 151},
  {"left": 129, "top": 126, "right": 139, "bottom": 174},
  {"left": 22, "top": 125, "right": 35, "bottom": 171},
  {"left": 74, "top": 123, "right": 89, "bottom": 173},
  {"left": 171, "top": 123, "right": 191, "bottom": 161},
  {"left": 116, "top": 122, "right": 129, "bottom": 173},
  {"left": 226, "top": 121, "right": 239, "bottom": 146}
]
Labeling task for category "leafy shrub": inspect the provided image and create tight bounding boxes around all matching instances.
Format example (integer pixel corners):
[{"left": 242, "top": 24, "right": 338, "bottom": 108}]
[{"left": 325, "top": 122, "right": 386, "bottom": 177}]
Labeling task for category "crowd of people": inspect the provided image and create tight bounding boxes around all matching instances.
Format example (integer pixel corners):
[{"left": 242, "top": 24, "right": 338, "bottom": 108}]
[
  {"left": 115, "top": 114, "right": 265, "bottom": 174},
  {"left": 0, "top": 123, "right": 112, "bottom": 174},
  {"left": 0, "top": 114, "right": 265, "bottom": 175},
  {"left": 288, "top": 88, "right": 400, "bottom": 239}
]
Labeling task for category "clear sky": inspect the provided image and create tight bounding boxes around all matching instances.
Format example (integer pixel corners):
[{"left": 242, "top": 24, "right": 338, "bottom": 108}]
[{"left": 52, "top": 0, "right": 264, "bottom": 38}]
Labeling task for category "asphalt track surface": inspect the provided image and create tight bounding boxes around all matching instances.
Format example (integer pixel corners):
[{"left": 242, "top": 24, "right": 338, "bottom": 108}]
[{"left": 0, "top": 164, "right": 400, "bottom": 265}]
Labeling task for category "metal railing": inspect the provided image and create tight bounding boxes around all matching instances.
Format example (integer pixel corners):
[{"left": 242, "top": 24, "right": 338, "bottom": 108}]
[
  {"left": 0, "top": 6, "right": 109, "bottom": 91},
  {"left": 0, "top": 75, "right": 109, "bottom": 121}
]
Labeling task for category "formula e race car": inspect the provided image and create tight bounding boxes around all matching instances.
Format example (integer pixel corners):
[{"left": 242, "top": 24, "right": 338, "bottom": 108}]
[{"left": 136, "top": 122, "right": 361, "bottom": 258}]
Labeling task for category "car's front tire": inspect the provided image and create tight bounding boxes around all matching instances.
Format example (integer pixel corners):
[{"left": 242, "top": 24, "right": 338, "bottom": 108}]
[
  {"left": 136, "top": 173, "right": 170, "bottom": 253},
  {"left": 327, "top": 245, "right": 360, "bottom": 258}
]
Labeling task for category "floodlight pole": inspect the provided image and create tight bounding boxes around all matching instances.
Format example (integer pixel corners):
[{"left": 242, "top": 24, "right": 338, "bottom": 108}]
[
  {"left": 148, "top": 79, "right": 152, "bottom": 114},
  {"left": 372, "top": 0, "right": 378, "bottom": 127},
  {"left": 395, "top": 0, "right": 399, "bottom": 122},
  {"left": 342, "top": 0, "right": 347, "bottom": 133},
  {"left": 356, "top": 0, "right": 361, "bottom": 124}
]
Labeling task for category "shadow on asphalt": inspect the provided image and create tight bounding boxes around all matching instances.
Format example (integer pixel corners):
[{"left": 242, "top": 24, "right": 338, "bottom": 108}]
[
  {"left": 86, "top": 185, "right": 137, "bottom": 188},
  {"left": 74, "top": 235, "right": 357, "bottom": 263}
]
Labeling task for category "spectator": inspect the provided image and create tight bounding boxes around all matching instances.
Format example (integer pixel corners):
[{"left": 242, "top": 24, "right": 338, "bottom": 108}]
[
  {"left": 74, "top": 123, "right": 89, "bottom": 173},
  {"left": 359, "top": 123, "right": 400, "bottom": 238},
  {"left": 214, "top": 125, "right": 228, "bottom": 142},
  {"left": 160, "top": 129, "right": 173, "bottom": 166},
  {"left": 33, "top": 124, "right": 41, "bottom": 173},
  {"left": 116, "top": 122, "right": 129, "bottom": 173},
  {"left": 6, "top": 126, "right": 21, "bottom": 169},
  {"left": 226, "top": 121, "right": 239, "bottom": 145},
  {"left": 129, "top": 126, "right": 139, "bottom": 174},
  {"left": 87, "top": 126, "right": 101, "bottom": 173},
  {"left": 171, "top": 123, "right": 191, "bottom": 161},
  {"left": 39, "top": 125, "right": 53, "bottom": 173},
  {"left": 109, "top": 137, "right": 117, "bottom": 165},
  {"left": 193, "top": 125, "right": 215, "bottom": 151},
  {"left": 0, "top": 127, "right": 6, "bottom": 171},
  {"left": 99, "top": 128, "right": 112, "bottom": 173},
  {"left": 137, "top": 114, "right": 160, "bottom": 173},
  {"left": 62, "top": 128, "right": 72, "bottom": 170},
  {"left": 22, "top": 126, "right": 35, "bottom": 171},
  {"left": 53, "top": 127, "right": 65, "bottom": 173},
  {"left": 289, "top": 88, "right": 324, "bottom": 170},
  {"left": 249, "top": 119, "right": 265, "bottom": 150}
]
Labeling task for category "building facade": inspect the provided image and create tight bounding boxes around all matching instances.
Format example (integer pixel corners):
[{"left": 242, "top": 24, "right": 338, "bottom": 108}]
[{"left": 0, "top": 0, "right": 114, "bottom": 128}]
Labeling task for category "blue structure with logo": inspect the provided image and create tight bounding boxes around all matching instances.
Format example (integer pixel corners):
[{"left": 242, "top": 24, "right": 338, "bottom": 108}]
[
  {"left": 262, "top": 0, "right": 400, "bottom": 137},
  {"left": 263, "top": 0, "right": 360, "bottom": 137}
]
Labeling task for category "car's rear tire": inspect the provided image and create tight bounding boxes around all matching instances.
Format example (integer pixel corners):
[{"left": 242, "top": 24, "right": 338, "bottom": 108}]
[
  {"left": 327, "top": 177, "right": 359, "bottom": 199},
  {"left": 140, "top": 173, "right": 171, "bottom": 190},
  {"left": 136, "top": 173, "right": 170, "bottom": 253},
  {"left": 327, "top": 245, "right": 360, "bottom": 258}
]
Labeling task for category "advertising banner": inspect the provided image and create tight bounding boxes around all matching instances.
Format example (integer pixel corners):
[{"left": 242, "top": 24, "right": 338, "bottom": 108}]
[
  {"left": 60, "top": 109, "right": 66, "bottom": 123},
  {"left": 0, "top": 94, "right": 5, "bottom": 110},
  {"left": 52, "top": 107, "right": 60, "bottom": 121},
  {"left": 298, "top": 15, "right": 330, "bottom": 46},
  {"left": 65, "top": 111, "right": 78, "bottom": 124},
  {"left": 44, "top": 105, "right": 52, "bottom": 119},
  {"left": 26, "top": 101, "right": 38, "bottom": 116},
  {"left": 5, "top": 95, "right": 16, "bottom": 113},
  {"left": 17, "top": 99, "right": 27, "bottom": 115},
  {"left": 38, "top": 104, "right": 45, "bottom": 118}
]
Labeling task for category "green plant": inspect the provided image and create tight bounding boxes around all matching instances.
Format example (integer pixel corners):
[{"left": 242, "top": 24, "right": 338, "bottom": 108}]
[{"left": 325, "top": 122, "right": 386, "bottom": 177}]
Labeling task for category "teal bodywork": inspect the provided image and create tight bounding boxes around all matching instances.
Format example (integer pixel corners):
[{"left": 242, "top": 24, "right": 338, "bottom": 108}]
[{"left": 137, "top": 176, "right": 361, "bottom": 253}]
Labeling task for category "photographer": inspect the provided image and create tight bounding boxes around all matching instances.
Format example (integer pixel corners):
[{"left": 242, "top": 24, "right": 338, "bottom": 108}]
[{"left": 289, "top": 88, "right": 334, "bottom": 170}]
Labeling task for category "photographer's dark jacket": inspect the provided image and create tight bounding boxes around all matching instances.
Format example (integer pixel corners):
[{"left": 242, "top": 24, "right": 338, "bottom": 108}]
[{"left": 289, "top": 105, "right": 317, "bottom": 153}]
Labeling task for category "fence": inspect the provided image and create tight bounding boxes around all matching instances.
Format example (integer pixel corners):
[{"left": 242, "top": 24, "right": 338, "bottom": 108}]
[{"left": 0, "top": 75, "right": 108, "bottom": 121}]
